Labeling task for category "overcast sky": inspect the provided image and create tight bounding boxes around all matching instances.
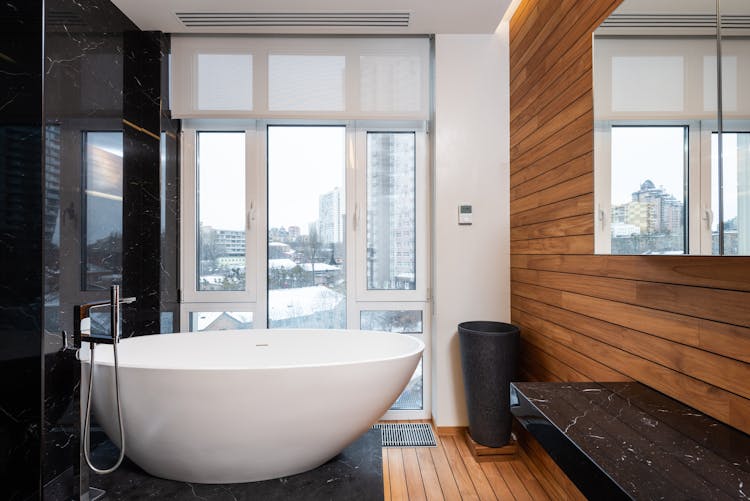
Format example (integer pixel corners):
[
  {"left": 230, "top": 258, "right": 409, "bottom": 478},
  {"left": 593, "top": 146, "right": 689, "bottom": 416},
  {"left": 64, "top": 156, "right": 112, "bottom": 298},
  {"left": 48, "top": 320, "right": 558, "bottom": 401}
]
[
  {"left": 197, "top": 127, "right": 345, "bottom": 233},
  {"left": 268, "top": 126, "right": 345, "bottom": 232},
  {"left": 610, "top": 126, "right": 685, "bottom": 205},
  {"left": 610, "top": 127, "right": 740, "bottom": 226}
]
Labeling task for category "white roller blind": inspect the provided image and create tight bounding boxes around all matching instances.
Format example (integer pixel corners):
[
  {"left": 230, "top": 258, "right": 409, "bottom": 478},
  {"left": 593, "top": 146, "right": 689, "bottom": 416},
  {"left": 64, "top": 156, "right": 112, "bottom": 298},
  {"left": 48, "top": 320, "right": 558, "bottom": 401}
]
[
  {"left": 360, "top": 55, "right": 422, "bottom": 113},
  {"left": 594, "top": 37, "right": 750, "bottom": 120},
  {"left": 611, "top": 56, "right": 684, "bottom": 112},
  {"left": 171, "top": 36, "right": 430, "bottom": 119},
  {"left": 268, "top": 55, "right": 346, "bottom": 111},
  {"left": 197, "top": 54, "right": 253, "bottom": 111}
]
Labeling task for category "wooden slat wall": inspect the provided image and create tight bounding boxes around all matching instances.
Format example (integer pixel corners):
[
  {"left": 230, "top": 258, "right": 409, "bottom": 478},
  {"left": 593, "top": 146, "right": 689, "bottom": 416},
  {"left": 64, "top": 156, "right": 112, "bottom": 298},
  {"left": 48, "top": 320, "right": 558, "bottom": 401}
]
[{"left": 509, "top": 0, "right": 750, "bottom": 434}]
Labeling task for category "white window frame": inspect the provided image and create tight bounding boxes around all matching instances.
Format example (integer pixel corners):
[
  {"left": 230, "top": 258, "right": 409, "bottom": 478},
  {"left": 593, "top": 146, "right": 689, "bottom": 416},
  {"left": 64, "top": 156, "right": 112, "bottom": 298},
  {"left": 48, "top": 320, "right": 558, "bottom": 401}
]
[
  {"left": 354, "top": 122, "right": 429, "bottom": 302},
  {"left": 699, "top": 119, "right": 750, "bottom": 254},
  {"left": 180, "top": 118, "right": 431, "bottom": 419},
  {"left": 594, "top": 119, "right": 702, "bottom": 254},
  {"left": 180, "top": 120, "right": 263, "bottom": 306},
  {"left": 354, "top": 301, "right": 431, "bottom": 420}
]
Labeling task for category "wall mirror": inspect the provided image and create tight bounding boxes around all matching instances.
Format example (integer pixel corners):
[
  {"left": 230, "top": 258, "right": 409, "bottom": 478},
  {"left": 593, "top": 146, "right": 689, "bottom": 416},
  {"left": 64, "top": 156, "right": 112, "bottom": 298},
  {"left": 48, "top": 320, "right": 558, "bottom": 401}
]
[{"left": 593, "top": 0, "right": 750, "bottom": 255}]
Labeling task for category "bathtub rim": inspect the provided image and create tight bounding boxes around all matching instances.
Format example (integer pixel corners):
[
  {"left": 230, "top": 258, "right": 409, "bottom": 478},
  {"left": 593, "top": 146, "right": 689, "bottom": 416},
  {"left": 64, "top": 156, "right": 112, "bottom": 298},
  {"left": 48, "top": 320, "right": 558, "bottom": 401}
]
[{"left": 78, "top": 328, "right": 424, "bottom": 371}]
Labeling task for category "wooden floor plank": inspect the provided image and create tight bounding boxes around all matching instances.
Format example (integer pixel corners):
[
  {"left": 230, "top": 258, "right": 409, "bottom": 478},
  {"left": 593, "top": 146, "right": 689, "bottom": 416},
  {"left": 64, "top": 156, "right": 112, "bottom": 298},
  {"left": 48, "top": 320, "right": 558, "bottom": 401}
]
[
  {"left": 429, "top": 439, "right": 463, "bottom": 500},
  {"left": 415, "top": 448, "right": 445, "bottom": 501},
  {"left": 480, "top": 461, "right": 517, "bottom": 500},
  {"left": 511, "top": 460, "right": 552, "bottom": 501},
  {"left": 388, "top": 448, "right": 409, "bottom": 500},
  {"left": 383, "top": 448, "right": 392, "bottom": 501},
  {"left": 402, "top": 448, "right": 428, "bottom": 501},
  {"left": 517, "top": 446, "right": 567, "bottom": 500},
  {"left": 440, "top": 436, "right": 481, "bottom": 500},
  {"left": 495, "top": 461, "right": 534, "bottom": 501},
  {"left": 454, "top": 433, "right": 499, "bottom": 500},
  {"left": 383, "top": 422, "right": 564, "bottom": 500}
]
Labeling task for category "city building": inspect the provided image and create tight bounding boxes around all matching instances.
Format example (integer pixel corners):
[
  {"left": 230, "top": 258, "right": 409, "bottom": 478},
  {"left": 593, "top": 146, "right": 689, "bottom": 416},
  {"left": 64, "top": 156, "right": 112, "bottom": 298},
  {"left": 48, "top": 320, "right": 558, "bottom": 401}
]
[
  {"left": 366, "top": 133, "right": 416, "bottom": 289},
  {"left": 318, "top": 187, "right": 344, "bottom": 244}
]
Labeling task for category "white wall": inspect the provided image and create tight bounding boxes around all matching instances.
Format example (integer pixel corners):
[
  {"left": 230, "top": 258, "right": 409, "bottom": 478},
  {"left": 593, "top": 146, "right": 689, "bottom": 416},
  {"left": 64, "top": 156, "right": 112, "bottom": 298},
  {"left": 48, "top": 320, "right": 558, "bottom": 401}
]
[{"left": 431, "top": 31, "right": 511, "bottom": 426}]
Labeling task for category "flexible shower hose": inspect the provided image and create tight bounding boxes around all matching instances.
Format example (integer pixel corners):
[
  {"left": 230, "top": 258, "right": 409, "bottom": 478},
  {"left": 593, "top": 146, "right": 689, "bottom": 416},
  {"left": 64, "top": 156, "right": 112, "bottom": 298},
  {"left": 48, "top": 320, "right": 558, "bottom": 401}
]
[{"left": 82, "top": 341, "right": 126, "bottom": 474}]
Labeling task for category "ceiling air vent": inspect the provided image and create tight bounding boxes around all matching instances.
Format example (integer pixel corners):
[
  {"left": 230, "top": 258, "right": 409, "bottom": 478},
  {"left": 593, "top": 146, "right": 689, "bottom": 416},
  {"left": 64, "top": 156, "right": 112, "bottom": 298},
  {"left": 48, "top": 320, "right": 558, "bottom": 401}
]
[
  {"left": 176, "top": 11, "right": 410, "bottom": 29},
  {"left": 600, "top": 14, "right": 750, "bottom": 30}
]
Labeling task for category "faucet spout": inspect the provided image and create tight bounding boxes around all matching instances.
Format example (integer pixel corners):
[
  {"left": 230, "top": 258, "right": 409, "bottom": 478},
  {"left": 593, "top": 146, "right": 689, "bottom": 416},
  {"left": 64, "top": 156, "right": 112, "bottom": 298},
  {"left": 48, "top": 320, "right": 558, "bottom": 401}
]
[{"left": 74, "top": 285, "right": 136, "bottom": 347}]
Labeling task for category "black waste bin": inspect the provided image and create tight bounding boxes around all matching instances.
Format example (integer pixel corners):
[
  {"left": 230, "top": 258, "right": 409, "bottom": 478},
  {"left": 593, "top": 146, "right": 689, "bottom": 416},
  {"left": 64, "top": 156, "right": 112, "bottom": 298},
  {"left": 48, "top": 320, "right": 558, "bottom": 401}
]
[{"left": 458, "top": 321, "right": 520, "bottom": 447}]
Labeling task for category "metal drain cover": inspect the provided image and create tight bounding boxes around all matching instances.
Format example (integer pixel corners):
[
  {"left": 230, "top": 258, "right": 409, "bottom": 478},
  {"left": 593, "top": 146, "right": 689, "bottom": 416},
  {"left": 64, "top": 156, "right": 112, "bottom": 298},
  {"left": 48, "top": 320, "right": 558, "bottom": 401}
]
[{"left": 373, "top": 423, "right": 437, "bottom": 447}]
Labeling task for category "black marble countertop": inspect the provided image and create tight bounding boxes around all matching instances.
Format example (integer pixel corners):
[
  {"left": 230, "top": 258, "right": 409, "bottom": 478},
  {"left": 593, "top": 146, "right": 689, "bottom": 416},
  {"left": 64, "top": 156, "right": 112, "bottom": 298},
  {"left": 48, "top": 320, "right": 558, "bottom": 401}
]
[{"left": 511, "top": 382, "right": 750, "bottom": 500}]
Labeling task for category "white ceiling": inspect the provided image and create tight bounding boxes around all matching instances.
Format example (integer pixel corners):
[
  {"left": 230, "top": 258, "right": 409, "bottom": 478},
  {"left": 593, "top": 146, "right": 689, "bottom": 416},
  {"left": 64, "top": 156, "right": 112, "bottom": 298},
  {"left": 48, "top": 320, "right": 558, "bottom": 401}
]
[{"left": 111, "top": 0, "right": 513, "bottom": 35}]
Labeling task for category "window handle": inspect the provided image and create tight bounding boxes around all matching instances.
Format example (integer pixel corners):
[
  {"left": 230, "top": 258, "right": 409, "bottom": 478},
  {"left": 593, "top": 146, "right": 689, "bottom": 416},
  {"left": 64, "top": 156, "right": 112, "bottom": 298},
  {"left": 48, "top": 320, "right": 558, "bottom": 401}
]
[
  {"left": 598, "top": 205, "right": 607, "bottom": 231},
  {"left": 353, "top": 203, "right": 360, "bottom": 231},
  {"left": 247, "top": 200, "right": 256, "bottom": 230},
  {"left": 703, "top": 208, "right": 713, "bottom": 231}
]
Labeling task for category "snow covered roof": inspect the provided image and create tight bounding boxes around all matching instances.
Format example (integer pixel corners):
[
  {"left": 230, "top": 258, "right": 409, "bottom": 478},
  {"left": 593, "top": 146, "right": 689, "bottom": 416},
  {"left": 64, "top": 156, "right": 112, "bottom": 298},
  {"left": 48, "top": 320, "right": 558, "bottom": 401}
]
[
  {"left": 268, "top": 286, "right": 344, "bottom": 321},
  {"left": 300, "top": 262, "right": 340, "bottom": 272},
  {"left": 192, "top": 311, "right": 254, "bottom": 331},
  {"left": 268, "top": 258, "right": 299, "bottom": 270},
  {"left": 192, "top": 286, "right": 344, "bottom": 328}
]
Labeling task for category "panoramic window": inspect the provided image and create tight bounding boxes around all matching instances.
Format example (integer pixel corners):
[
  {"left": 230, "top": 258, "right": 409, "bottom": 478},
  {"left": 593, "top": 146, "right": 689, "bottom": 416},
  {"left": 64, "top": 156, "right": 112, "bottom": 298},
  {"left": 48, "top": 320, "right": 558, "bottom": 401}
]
[{"left": 175, "top": 35, "right": 431, "bottom": 418}]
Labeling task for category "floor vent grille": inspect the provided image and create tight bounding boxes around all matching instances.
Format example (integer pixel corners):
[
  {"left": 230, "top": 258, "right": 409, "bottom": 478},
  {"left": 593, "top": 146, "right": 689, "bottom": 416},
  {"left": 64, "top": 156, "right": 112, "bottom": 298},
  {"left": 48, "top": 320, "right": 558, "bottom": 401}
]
[{"left": 373, "top": 423, "right": 437, "bottom": 448}]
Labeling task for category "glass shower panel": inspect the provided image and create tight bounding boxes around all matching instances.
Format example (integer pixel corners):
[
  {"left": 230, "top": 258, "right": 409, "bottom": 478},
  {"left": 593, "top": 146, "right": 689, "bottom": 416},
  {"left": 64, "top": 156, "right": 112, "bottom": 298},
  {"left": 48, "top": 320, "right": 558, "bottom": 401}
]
[{"left": 83, "top": 131, "right": 123, "bottom": 290}]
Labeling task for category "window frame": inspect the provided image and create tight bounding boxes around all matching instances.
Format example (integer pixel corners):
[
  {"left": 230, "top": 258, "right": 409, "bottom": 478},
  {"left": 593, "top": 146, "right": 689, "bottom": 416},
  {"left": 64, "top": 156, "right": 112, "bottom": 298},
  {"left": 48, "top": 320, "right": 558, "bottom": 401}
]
[
  {"left": 180, "top": 120, "right": 262, "bottom": 304},
  {"left": 354, "top": 122, "right": 429, "bottom": 302},
  {"left": 180, "top": 119, "right": 431, "bottom": 419},
  {"left": 700, "top": 119, "right": 750, "bottom": 255},
  {"left": 353, "top": 301, "right": 431, "bottom": 420},
  {"left": 594, "top": 119, "right": 702, "bottom": 255}
]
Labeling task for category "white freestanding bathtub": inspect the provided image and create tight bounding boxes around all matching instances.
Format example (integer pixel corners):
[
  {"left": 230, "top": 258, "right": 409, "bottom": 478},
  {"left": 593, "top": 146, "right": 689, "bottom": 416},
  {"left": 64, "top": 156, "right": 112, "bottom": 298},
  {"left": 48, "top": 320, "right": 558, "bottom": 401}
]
[{"left": 80, "top": 329, "right": 423, "bottom": 483}]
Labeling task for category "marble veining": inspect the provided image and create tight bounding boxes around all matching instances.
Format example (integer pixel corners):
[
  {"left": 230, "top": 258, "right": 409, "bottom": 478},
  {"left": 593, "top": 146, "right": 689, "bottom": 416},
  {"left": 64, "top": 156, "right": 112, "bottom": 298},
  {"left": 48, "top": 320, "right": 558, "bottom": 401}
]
[
  {"left": 87, "top": 430, "right": 384, "bottom": 501},
  {"left": 512, "top": 382, "right": 750, "bottom": 500}
]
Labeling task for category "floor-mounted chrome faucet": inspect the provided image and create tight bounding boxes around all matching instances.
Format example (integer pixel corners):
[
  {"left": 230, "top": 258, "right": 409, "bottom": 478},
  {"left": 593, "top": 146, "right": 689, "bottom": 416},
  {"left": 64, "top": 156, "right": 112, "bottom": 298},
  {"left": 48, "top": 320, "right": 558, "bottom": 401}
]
[{"left": 74, "top": 285, "right": 136, "bottom": 478}]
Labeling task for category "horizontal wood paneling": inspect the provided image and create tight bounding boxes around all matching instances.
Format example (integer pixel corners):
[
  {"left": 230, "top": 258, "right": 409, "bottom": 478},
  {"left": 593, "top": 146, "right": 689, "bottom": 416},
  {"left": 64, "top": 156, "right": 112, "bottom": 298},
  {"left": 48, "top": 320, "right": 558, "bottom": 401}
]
[
  {"left": 511, "top": 214, "right": 594, "bottom": 241},
  {"left": 511, "top": 152, "right": 592, "bottom": 201},
  {"left": 509, "top": 0, "right": 750, "bottom": 435}
]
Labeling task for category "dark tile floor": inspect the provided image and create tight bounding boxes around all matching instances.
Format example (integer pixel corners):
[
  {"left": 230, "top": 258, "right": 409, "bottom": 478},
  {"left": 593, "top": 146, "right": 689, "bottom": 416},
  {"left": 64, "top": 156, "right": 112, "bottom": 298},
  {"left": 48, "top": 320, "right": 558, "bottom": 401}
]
[{"left": 80, "top": 429, "right": 383, "bottom": 500}]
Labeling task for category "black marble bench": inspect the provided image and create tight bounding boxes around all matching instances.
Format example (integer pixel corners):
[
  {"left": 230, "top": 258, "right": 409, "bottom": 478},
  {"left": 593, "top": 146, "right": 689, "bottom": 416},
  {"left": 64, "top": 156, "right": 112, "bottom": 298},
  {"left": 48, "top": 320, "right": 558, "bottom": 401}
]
[{"left": 511, "top": 382, "right": 750, "bottom": 500}]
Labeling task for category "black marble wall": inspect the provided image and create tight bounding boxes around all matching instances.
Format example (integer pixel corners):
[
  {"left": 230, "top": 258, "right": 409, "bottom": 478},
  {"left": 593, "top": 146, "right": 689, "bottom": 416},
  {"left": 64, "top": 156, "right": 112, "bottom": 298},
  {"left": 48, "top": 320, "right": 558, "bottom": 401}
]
[
  {"left": 43, "top": 3, "right": 137, "bottom": 498},
  {"left": 0, "top": 2, "right": 45, "bottom": 498},
  {"left": 1, "top": 0, "right": 178, "bottom": 498},
  {"left": 122, "top": 32, "right": 180, "bottom": 338}
]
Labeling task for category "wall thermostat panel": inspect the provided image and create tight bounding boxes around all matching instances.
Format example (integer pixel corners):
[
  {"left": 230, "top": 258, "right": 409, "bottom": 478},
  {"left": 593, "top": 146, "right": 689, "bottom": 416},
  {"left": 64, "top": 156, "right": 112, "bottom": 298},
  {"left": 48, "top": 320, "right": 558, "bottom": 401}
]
[{"left": 458, "top": 204, "right": 473, "bottom": 225}]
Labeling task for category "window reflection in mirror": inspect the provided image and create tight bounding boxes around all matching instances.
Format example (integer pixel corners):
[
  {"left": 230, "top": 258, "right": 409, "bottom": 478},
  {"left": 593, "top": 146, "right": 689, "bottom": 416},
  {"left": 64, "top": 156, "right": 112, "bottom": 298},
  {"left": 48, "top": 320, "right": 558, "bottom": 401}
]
[{"left": 593, "top": 0, "right": 750, "bottom": 255}]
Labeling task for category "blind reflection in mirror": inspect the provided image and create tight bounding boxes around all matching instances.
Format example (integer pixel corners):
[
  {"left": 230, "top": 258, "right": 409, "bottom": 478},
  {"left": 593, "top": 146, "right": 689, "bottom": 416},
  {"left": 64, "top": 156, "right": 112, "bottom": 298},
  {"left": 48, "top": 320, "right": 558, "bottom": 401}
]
[{"left": 593, "top": 0, "right": 750, "bottom": 255}]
